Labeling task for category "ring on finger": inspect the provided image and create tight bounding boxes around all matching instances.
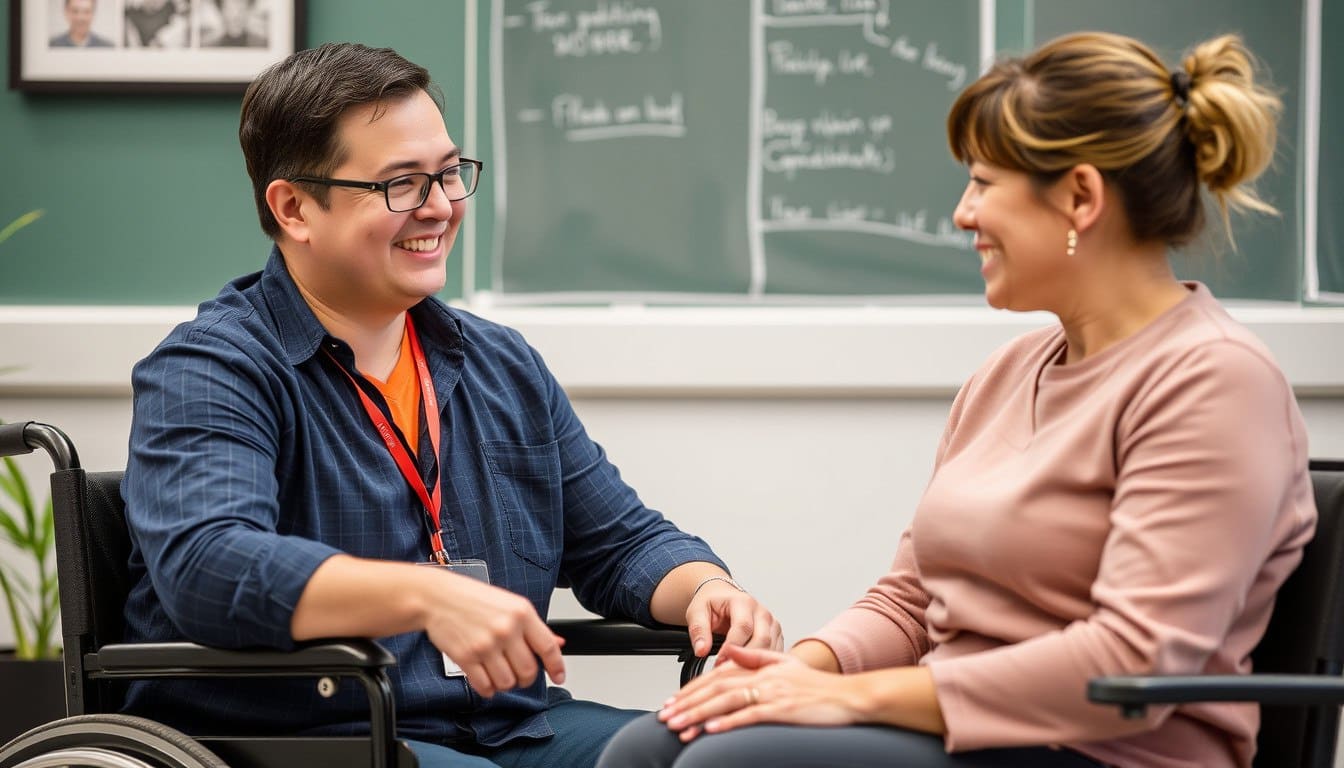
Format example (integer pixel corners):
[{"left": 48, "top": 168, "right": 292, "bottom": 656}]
[{"left": 742, "top": 686, "right": 760, "bottom": 706}]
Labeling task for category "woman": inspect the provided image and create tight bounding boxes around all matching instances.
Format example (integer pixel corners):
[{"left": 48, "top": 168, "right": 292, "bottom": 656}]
[{"left": 597, "top": 31, "right": 1316, "bottom": 768}]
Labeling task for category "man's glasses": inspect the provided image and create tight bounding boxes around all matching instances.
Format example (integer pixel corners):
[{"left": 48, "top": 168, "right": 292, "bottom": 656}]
[{"left": 289, "top": 159, "right": 483, "bottom": 213}]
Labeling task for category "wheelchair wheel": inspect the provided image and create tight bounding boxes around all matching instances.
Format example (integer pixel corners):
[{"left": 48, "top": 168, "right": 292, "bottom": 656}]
[{"left": 0, "top": 714, "right": 227, "bottom": 768}]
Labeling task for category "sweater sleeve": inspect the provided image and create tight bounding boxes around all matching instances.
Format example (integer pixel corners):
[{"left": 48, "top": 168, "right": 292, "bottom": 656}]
[{"left": 928, "top": 340, "right": 1314, "bottom": 750}]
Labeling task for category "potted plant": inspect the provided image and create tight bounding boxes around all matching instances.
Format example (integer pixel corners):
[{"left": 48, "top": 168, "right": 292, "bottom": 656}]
[
  {"left": 0, "top": 209, "right": 65, "bottom": 744},
  {"left": 0, "top": 450, "right": 59, "bottom": 661}
]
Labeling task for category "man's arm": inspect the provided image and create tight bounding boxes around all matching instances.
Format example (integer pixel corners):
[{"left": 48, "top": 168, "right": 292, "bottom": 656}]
[
  {"left": 516, "top": 338, "right": 784, "bottom": 653},
  {"left": 291, "top": 554, "right": 566, "bottom": 698}
]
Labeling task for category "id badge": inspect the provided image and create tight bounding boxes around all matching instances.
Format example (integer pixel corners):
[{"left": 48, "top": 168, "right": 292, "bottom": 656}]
[{"left": 418, "top": 558, "right": 490, "bottom": 677}]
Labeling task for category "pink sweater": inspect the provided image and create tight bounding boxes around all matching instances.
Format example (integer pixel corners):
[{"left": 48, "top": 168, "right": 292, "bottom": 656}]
[{"left": 807, "top": 284, "right": 1316, "bottom": 768}]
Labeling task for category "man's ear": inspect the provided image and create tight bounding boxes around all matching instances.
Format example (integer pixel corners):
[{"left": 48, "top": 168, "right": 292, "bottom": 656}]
[
  {"left": 266, "top": 179, "right": 312, "bottom": 243},
  {"left": 1059, "top": 164, "right": 1106, "bottom": 234}
]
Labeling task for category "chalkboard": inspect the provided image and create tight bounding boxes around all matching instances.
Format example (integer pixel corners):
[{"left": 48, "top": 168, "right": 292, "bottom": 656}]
[
  {"left": 472, "top": 0, "right": 1332, "bottom": 304},
  {"left": 480, "top": 0, "right": 981, "bottom": 302}
]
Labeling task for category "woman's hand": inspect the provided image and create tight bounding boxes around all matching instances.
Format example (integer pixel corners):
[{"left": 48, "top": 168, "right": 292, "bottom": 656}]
[{"left": 658, "top": 644, "right": 867, "bottom": 741}]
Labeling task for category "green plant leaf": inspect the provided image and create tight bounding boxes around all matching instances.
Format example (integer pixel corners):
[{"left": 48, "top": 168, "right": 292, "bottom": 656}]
[
  {"left": 0, "top": 506, "right": 23, "bottom": 549},
  {"left": 0, "top": 460, "right": 27, "bottom": 514},
  {"left": 0, "top": 210, "right": 43, "bottom": 248},
  {"left": 2, "top": 565, "right": 35, "bottom": 598},
  {"left": 1, "top": 455, "right": 36, "bottom": 529},
  {"left": 17, "top": 593, "right": 40, "bottom": 626},
  {"left": 0, "top": 465, "right": 20, "bottom": 504},
  {"left": 0, "top": 436, "right": 59, "bottom": 658},
  {"left": 0, "top": 566, "right": 31, "bottom": 657}
]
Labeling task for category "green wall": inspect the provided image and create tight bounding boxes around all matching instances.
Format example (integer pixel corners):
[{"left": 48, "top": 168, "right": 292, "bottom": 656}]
[{"left": 0, "top": 1, "right": 468, "bottom": 305}]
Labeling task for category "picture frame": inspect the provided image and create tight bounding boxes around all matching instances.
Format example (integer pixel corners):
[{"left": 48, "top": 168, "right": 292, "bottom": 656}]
[{"left": 9, "top": 0, "right": 305, "bottom": 93}]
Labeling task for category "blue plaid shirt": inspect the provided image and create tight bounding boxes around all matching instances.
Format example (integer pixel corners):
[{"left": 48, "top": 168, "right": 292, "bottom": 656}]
[{"left": 121, "top": 247, "right": 725, "bottom": 746}]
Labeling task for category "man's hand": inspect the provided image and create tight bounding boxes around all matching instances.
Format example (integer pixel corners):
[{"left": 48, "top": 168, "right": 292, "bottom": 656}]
[
  {"left": 421, "top": 572, "right": 567, "bottom": 698},
  {"left": 645, "top": 561, "right": 785, "bottom": 656},
  {"left": 685, "top": 577, "right": 783, "bottom": 656}
]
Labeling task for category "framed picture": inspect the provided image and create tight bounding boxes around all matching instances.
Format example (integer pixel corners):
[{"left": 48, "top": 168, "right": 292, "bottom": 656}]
[{"left": 9, "top": 0, "right": 305, "bottom": 93}]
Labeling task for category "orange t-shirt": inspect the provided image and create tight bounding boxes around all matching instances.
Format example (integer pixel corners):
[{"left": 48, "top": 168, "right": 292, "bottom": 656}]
[{"left": 365, "top": 328, "right": 421, "bottom": 453}]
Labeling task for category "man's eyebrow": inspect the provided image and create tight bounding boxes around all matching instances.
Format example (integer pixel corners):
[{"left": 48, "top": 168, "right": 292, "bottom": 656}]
[{"left": 375, "top": 148, "right": 462, "bottom": 178}]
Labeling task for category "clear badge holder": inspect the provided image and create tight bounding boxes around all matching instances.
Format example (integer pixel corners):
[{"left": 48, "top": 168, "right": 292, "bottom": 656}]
[{"left": 418, "top": 558, "right": 490, "bottom": 676}]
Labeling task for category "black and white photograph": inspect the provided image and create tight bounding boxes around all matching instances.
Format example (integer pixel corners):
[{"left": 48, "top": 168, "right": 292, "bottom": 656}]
[
  {"left": 197, "top": 0, "right": 269, "bottom": 48},
  {"left": 10, "top": 0, "right": 303, "bottom": 92},
  {"left": 122, "top": 0, "right": 189, "bottom": 49}
]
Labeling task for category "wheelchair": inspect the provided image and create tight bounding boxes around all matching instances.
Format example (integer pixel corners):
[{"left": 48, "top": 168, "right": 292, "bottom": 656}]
[{"left": 0, "top": 421, "right": 718, "bottom": 768}]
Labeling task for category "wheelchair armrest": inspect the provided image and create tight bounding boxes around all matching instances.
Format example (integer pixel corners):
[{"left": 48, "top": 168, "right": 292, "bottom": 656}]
[
  {"left": 88, "top": 639, "right": 401, "bottom": 768},
  {"left": 549, "top": 618, "right": 700, "bottom": 655},
  {"left": 1088, "top": 674, "right": 1344, "bottom": 718},
  {"left": 91, "top": 638, "right": 395, "bottom": 675},
  {"left": 547, "top": 618, "right": 723, "bottom": 687}
]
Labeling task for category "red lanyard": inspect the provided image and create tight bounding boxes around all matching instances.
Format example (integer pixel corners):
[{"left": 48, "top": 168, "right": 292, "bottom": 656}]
[{"left": 326, "top": 316, "right": 447, "bottom": 563}]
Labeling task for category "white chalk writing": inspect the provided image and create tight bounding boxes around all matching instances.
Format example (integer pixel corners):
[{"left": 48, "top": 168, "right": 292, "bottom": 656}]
[
  {"left": 521, "top": 0, "right": 662, "bottom": 57},
  {"left": 550, "top": 92, "right": 685, "bottom": 141}
]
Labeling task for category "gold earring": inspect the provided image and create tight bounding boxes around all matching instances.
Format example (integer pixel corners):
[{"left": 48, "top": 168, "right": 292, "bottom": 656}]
[{"left": 1066, "top": 228, "right": 1077, "bottom": 257}]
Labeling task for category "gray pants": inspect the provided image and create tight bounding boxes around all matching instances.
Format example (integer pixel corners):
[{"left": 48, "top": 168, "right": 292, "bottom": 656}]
[{"left": 596, "top": 713, "right": 1105, "bottom": 768}]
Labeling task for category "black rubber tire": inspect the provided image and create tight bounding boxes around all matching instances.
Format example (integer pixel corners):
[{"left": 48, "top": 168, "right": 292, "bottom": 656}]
[{"left": 0, "top": 714, "right": 228, "bottom": 768}]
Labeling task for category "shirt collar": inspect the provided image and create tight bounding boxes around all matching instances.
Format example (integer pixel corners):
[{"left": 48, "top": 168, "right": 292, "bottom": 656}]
[
  {"left": 258, "top": 245, "right": 331, "bottom": 366},
  {"left": 256, "top": 245, "right": 466, "bottom": 388}
]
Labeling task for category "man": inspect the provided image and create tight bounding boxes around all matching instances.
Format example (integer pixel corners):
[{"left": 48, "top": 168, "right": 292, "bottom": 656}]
[
  {"left": 121, "top": 42, "right": 780, "bottom": 768},
  {"left": 48, "top": 0, "right": 113, "bottom": 47}
]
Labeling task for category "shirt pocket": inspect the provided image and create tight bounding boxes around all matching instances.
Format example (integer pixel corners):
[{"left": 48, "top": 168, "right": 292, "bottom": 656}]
[{"left": 479, "top": 439, "right": 563, "bottom": 570}]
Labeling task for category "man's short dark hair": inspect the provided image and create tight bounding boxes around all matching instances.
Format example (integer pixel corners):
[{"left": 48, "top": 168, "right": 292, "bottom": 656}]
[{"left": 239, "top": 42, "right": 441, "bottom": 238}]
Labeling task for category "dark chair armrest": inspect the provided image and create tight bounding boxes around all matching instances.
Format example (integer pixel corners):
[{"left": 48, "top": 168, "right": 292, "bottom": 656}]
[
  {"left": 548, "top": 618, "right": 723, "bottom": 686},
  {"left": 92, "top": 638, "right": 395, "bottom": 675},
  {"left": 1089, "top": 674, "right": 1344, "bottom": 718},
  {"left": 550, "top": 618, "right": 697, "bottom": 655}
]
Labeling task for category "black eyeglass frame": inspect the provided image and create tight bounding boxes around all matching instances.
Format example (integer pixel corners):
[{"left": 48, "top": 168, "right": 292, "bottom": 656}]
[{"left": 289, "top": 158, "right": 484, "bottom": 212}]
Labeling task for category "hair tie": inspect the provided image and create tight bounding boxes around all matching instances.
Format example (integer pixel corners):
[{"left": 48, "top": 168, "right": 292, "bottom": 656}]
[{"left": 1170, "top": 70, "right": 1192, "bottom": 107}]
